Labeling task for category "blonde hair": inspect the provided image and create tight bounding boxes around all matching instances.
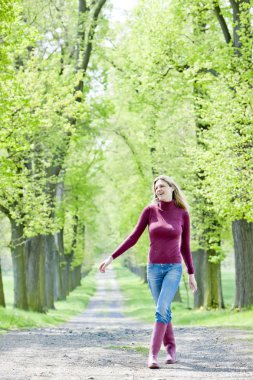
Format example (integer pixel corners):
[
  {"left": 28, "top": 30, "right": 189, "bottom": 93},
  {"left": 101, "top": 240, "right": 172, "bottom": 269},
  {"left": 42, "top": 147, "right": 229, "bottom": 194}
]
[{"left": 151, "top": 175, "right": 189, "bottom": 211}]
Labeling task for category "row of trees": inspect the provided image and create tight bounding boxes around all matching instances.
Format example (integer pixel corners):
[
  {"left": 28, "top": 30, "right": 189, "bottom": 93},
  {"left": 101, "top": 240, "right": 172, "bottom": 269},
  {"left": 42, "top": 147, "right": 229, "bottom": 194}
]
[
  {"left": 93, "top": 0, "right": 253, "bottom": 308},
  {"left": 0, "top": 0, "right": 109, "bottom": 312},
  {"left": 0, "top": 0, "right": 252, "bottom": 312}
]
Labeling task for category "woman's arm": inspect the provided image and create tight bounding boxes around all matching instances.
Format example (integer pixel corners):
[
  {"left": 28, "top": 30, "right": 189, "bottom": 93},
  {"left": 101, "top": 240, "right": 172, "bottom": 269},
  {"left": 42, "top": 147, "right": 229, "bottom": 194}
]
[
  {"left": 111, "top": 205, "right": 151, "bottom": 260},
  {"left": 180, "top": 211, "right": 195, "bottom": 275},
  {"left": 98, "top": 205, "right": 150, "bottom": 273},
  {"left": 180, "top": 211, "right": 197, "bottom": 292}
]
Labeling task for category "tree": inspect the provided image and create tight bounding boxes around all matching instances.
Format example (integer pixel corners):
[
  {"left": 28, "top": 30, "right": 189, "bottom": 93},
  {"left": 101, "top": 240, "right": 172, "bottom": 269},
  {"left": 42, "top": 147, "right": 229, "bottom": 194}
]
[
  {"left": 189, "top": 0, "right": 253, "bottom": 307},
  {"left": 0, "top": 0, "right": 109, "bottom": 311}
]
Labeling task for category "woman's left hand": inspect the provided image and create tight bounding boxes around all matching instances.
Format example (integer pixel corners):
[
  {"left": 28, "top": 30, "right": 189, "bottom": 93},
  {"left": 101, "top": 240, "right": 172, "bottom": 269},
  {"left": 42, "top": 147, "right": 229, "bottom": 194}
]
[{"left": 188, "top": 274, "right": 197, "bottom": 293}]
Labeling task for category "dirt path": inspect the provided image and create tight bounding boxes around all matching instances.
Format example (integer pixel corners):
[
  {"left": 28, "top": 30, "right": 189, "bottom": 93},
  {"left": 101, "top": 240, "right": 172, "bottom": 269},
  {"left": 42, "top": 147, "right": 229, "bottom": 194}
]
[{"left": 0, "top": 266, "right": 253, "bottom": 380}]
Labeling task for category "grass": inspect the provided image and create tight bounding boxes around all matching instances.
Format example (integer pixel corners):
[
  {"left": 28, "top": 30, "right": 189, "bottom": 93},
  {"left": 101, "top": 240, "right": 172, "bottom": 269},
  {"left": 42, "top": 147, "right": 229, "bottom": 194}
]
[
  {"left": 0, "top": 267, "right": 97, "bottom": 332},
  {"left": 1, "top": 261, "right": 252, "bottom": 332},
  {"left": 113, "top": 261, "right": 253, "bottom": 330},
  {"left": 221, "top": 270, "right": 235, "bottom": 307},
  {"left": 106, "top": 345, "right": 148, "bottom": 355}
]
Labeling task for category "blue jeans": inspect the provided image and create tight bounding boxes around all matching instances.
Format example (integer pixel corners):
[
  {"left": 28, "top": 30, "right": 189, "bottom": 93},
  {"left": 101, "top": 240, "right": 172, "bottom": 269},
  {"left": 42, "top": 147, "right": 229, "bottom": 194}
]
[{"left": 147, "top": 263, "right": 182, "bottom": 324}]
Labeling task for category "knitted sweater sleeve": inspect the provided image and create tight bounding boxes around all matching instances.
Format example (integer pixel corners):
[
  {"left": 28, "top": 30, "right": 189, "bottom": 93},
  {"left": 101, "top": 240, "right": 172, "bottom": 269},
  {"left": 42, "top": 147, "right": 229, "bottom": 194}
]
[
  {"left": 180, "top": 211, "right": 195, "bottom": 274},
  {"left": 111, "top": 206, "right": 150, "bottom": 260}
]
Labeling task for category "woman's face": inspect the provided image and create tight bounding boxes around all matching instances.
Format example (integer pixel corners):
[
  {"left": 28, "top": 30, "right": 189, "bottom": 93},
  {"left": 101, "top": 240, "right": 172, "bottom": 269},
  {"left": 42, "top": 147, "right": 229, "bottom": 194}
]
[{"left": 154, "top": 179, "right": 174, "bottom": 202}]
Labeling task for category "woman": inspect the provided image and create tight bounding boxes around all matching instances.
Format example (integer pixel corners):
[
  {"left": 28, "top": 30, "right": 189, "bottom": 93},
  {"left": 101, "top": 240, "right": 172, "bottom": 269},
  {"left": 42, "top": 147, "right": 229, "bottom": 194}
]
[{"left": 99, "top": 174, "right": 197, "bottom": 369}]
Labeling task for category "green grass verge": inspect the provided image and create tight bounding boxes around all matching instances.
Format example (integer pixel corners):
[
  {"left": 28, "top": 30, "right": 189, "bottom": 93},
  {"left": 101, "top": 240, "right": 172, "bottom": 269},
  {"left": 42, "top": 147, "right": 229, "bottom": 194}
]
[
  {"left": 113, "top": 261, "right": 253, "bottom": 330},
  {"left": 106, "top": 345, "right": 148, "bottom": 355},
  {"left": 0, "top": 267, "right": 97, "bottom": 332}
]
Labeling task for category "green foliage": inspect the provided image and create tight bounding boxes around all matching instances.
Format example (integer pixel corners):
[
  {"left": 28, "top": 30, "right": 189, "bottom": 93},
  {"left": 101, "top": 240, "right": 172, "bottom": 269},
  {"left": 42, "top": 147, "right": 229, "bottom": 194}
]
[
  {"left": 92, "top": 0, "right": 253, "bottom": 267},
  {"left": 0, "top": 0, "right": 110, "bottom": 274},
  {"left": 1, "top": 0, "right": 253, "bottom": 278}
]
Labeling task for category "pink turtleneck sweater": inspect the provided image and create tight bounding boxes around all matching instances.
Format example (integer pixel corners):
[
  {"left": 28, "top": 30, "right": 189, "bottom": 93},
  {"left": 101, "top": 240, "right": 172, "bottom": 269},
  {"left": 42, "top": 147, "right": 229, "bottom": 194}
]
[{"left": 111, "top": 199, "right": 194, "bottom": 274}]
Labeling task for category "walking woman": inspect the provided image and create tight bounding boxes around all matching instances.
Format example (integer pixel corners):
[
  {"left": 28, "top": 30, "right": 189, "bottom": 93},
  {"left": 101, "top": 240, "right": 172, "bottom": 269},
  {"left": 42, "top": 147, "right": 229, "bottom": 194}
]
[{"left": 99, "top": 175, "right": 197, "bottom": 369}]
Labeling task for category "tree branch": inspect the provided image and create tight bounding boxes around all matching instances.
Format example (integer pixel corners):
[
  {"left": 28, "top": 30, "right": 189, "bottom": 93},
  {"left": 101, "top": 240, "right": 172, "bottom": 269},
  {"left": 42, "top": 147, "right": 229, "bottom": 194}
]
[
  {"left": 114, "top": 129, "right": 145, "bottom": 179},
  {"left": 82, "top": 0, "right": 107, "bottom": 73},
  {"left": 0, "top": 205, "right": 10, "bottom": 217},
  {"left": 213, "top": 2, "right": 232, "bottom": 44}
]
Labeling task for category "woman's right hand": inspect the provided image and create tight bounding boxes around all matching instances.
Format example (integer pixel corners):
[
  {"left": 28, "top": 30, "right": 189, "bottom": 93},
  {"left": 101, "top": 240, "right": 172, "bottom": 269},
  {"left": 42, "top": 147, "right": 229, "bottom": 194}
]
[{"left": 99, "top": 255, "right": 113, "bottom": 273}]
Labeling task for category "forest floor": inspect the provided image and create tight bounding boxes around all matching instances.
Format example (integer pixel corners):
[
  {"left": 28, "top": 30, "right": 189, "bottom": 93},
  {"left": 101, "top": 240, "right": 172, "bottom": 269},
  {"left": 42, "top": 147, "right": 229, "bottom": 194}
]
[{"left": 0, "top": 267, "right": 253, "bottom": 380}]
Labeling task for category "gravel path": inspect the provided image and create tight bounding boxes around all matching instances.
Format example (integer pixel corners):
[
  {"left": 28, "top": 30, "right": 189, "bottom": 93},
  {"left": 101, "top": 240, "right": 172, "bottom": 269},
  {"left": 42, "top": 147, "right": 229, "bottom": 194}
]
[{"left": 0, "top": 266, "right": 253, "bottom": 380}]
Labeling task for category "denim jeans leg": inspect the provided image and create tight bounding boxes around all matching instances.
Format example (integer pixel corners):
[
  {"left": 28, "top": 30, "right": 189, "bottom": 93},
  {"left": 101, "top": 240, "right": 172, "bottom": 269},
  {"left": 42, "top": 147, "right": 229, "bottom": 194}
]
[
  {"left": 147, "top": 264, "right": 182, "bottom": 324},
  {"left": 147, "top": 264, "right": 163, "bottom": 305},
  {"left": 156, "top": 264, "right": 182, "bottom": 323}
]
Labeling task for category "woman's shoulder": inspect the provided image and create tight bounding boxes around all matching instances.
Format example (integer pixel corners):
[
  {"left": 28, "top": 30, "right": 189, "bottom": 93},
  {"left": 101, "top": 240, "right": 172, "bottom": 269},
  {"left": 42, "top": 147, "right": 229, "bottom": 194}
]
[
  {"left": 177, "top": 206, "right": 189, "bottom": 216},
  {"left": 140, "top": 203, "right": 156, "bottom": 215},
  {"left": 144, "top": 203, "right": 157, "bottom": 211},
  {"left": 141, "top": 204, "right": 154, "bottom": 212}
]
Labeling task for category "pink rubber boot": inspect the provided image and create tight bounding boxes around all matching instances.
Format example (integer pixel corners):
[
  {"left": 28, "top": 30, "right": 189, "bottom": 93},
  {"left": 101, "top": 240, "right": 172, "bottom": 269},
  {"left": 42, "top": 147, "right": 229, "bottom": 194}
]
[
  {"left": 163, "top": 321, "right": 176, "bottom": 364},
  {"left": 147, "top": 321, "right": 167, "bottom": 369}
]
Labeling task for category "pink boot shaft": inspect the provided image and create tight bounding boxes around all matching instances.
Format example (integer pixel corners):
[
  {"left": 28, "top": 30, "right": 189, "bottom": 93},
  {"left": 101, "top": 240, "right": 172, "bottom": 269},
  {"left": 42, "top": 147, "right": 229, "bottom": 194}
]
[
  {"left": 163, "top": 321, "right": 176, "bottom": 364},
  {"left": 148, "top": 321, "right": 167, "bottom": 369}
]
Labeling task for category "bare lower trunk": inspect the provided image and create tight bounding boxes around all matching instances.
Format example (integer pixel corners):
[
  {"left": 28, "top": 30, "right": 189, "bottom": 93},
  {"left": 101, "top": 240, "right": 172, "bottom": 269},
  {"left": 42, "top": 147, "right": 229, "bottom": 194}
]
[
  {"left": 26, "top": 234, "right": 46, "bottom": 312},
  {"left": 54, "top": 229, "right": 67, "bottom": 300},
  {"left": 66, "top": 253, "right": 73, "bottom": 295},
  {"left": 205, "top": 250, "right": 223, "bottom": 308},
  {"left": 45, "top": 234, "right": 55, "bottom": 309},
  {"left": 0, "top": 260, "right": 5, "bottom": 307},
  {"left": 75, "top": 265, "right": 82, "bottom": 287},
  {"left": 192, "top": 249, "right": 224, "bottom": 308},
  {"left": 232, "top": 219, "right": 253, "bottom": 308},
  {"left": 10, "top": 220, "right": 28, "bottom": 310},
  {"left": 60, "top": 263, "right": 68, "bottom": 298},
  {"left": 69, "top": 268, "right": 75, "bottom": 292},
  {"left": 174, "top": 288, "right": 182, "bottom": 302},
  {"left": 53, "top": 239, "right": 61, "bottom": 301},
  {"left": 192, "top": 249, "right": 205, "bottom": 307}
]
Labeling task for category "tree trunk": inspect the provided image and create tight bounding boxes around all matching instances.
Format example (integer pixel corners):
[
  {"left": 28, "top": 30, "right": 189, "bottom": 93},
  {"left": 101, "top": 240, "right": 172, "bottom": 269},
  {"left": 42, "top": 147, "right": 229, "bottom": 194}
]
[
  {"left": 76, "top": 265, "right": 82, "bottom": 286},
  {"left": 192, "top": 79, "right": 224, "bottom": 309},
  {"left": 54, "top": 230, "right": 68, "bottom": 301},
  {"left": 0, "top": 260, "right": 6, "bottom": 307},
  {"left": 192, "top": 249, "right": 205, "bottom": 308},
  {"left": 65, "top": 252, "right": 73, "bottom": 296},
  {"left": 193, "top": 249, "right": 224, "bottom": 308},
  {"left": 218, "top": 262, "right": 225, "bottom": 308},
  {"left": 174, "top": 288, "right": 182, "bottom": 302},
  {"left": 26, "top": 234, "right": 46, "bottom": 312},
  {"left": 10, "top": 220, "right": 28, "bottom": 310},
  {"left": 69, "top": 268, "right": 75, "bottom": 292},
  {"left": 232, "top": 219, "right": 253, "bottom": 307},
  {"left": 205, "top": 250, "right": 223, "bottom": 308},
  {"left": 44, "top": 234, "right": 55, "bottom": 309},
  {"left": 53, "top": 233, "right": 62, "bottom": 301},
  {"left": 60, "top": 262, "right": 68, "bottom": 298}
]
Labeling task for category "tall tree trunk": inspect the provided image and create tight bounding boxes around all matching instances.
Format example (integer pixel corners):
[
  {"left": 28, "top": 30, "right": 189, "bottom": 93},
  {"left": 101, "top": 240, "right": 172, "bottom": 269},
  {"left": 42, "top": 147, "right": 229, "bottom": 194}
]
[
  {"left": 75, "top": 265, "right": 82, "bottom": 287},
  {"left": 26, "top": 234, "right": 46, "bottom": 312},
  {"left": 53, "top": 233, "right": 62, "bottom": 301},
  {"left": 10, "top": 220, "right": 28, "bottom": 310},
  {"left": 193, "top": 249, "right": 224, "bottom": 308},
  {"left": 232, "top": 219, "right": 253, "bottom": 307},
  {"left": 192, "top": 249, "right": 205, "bottom": 308},
  {"left": 45, "top": 234, "right": 55, "bottom": 309},
  {"left": 205, "top": 249, "right": 223, "bottom": 308},
  {"left": 54, "top": 181, "right": 66, "bottom": 301},
  {"left": 174, "top": 288, "right": 182, "bottom": 302},
  {"left": 66, "top": 253, "right": 73, "bottom": 295},
  {"left": 0, "top": 259, "right": 6, "bottom": 307},
  {"left": 55, "top": 228, "right": 67, "bottom": 300},
  {"left": 69, "top": 268, "right": 75, "bottom": 292},
  {"left": 192, "top": 73, "right": 224, "bottom": 309}
]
